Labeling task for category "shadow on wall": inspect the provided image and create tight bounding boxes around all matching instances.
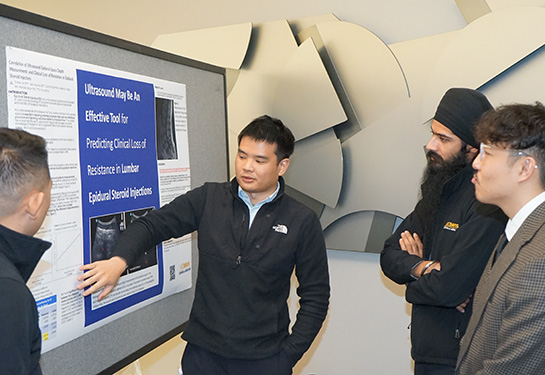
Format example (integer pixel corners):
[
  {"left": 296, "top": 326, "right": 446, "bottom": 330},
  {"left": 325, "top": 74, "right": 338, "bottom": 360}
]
[{"left": 152, "top": 6, "right": 545, "bottom": 254}]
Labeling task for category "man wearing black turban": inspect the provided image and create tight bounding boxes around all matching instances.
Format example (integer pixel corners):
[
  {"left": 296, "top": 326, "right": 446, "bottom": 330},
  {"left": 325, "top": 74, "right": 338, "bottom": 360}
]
[{"left": 380, "top": 88, "right": 507, "bottom": 374}]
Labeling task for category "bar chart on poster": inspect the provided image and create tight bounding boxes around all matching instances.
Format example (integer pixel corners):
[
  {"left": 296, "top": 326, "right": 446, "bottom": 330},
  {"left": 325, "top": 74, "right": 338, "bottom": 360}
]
[{"left": 0, "top": 5, "right": 227, "bottom": 375}]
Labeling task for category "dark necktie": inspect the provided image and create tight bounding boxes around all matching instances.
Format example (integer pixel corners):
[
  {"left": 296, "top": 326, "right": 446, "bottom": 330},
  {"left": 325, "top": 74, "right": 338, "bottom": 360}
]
[{"left": 492, "top": 235, "right": 508, "bottom": 266}]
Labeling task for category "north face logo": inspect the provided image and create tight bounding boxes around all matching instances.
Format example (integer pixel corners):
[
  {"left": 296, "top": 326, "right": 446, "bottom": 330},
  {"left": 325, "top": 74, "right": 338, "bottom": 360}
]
[{"left": 273, "top": 224, "right": 288, "bottom": 235}]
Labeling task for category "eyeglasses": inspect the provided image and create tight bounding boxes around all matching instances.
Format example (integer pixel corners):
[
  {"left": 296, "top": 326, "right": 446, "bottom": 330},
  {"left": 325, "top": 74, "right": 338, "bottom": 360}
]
[
  {"left": 479, "top": 143, "right": 490, "bottom": 160},
  {"left": 479, "top": 142, "right": 538, "bottom": 168}
]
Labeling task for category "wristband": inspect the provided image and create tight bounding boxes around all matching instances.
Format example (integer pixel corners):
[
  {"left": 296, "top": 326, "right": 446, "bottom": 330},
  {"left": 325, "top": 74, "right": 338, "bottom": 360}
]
[{"left": 420, "top": 261, "right": 436, "bottom": 278}]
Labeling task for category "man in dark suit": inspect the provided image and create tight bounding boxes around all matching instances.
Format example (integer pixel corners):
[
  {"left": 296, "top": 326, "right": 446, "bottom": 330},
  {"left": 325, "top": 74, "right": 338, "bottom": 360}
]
[{"left": 457, "top": 102, "right": 545, "bottom": 374}]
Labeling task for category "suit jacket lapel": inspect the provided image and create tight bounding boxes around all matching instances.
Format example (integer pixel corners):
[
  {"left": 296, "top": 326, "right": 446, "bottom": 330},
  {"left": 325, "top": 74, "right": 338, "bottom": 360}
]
[
  {"left": 458, "top": 201, "right": 545, "bottom": 365},
  {"left": 458, "top": 234, "right": 509, "bottom": 362}
]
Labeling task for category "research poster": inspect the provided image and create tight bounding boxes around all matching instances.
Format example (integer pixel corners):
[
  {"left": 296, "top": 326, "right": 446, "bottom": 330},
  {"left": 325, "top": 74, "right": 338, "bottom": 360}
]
[{"left": 6, "top": 46, "right": 192, "bottom": 352}]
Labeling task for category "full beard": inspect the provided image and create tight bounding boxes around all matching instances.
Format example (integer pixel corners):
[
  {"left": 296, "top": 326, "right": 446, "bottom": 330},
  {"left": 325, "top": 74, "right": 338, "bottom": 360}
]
[{"left": 414, "top": 150, "right": 470, "bottom": 240}]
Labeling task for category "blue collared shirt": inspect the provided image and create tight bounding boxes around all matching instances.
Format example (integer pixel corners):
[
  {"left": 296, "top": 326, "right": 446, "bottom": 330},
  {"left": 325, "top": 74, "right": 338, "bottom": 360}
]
[{"left": 238, "top": 182, "right": 280, "bottom": 228}]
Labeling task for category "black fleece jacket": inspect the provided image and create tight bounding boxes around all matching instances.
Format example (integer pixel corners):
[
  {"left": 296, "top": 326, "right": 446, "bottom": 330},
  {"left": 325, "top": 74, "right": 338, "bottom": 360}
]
[
  {"left": 380, "top": 165, "right": 507, "bottom": 366},
  {"left": 113, "top": 177, "right": 330, "bottom": 363},
  {"left": 0, "top": 224, "right": 51, "bottom": 375}
]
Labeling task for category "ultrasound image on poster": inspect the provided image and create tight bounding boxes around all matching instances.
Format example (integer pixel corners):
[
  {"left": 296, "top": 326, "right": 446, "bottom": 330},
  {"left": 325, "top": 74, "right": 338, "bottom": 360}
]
[{"left": 155, "top": 98, "right": 178, "bottom": 160}]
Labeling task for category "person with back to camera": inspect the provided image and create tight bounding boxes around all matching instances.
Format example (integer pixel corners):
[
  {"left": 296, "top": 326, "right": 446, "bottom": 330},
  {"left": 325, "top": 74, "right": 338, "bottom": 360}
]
[
  {"left": 380, "top": 88, "right": 507, "bottom": 374},
  {"left": 77, "top": 115, "right": 330, "bottom": 375},
  {"left": 0, "top": 128, "right": 52, "bottom": 375}
]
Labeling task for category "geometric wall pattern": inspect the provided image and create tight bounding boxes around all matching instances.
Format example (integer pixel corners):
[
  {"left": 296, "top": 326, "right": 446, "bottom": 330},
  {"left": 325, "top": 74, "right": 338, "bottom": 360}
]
[{"left": 152, "top": 4, "right": 545, "bottom": 253}]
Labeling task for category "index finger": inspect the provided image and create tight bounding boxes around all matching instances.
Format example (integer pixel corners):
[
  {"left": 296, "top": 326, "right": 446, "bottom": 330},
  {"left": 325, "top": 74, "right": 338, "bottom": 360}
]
[
  {"left": 79, "top": 262, "right": 95, "bottom": 272},
  {"left": 77, "top": 265, "right": 94, "bottom": 282},
  {"left": 400, "top": 231, "right": 412, "bottom": 245}
]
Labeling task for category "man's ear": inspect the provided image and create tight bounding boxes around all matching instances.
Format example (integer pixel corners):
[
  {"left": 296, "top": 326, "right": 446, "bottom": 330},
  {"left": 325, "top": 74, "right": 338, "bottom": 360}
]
[
  {"left": 519, "top": 157, "right": 538, "bottom": 182},
  {"left": 466, "top": 144, "right": 479, "bottom": 159},
  {"left": 277, "top": 158, "right": 290, "bottom": 176},
  {"left": 24, "top": 189, "right": 45, "bottom": 220}
]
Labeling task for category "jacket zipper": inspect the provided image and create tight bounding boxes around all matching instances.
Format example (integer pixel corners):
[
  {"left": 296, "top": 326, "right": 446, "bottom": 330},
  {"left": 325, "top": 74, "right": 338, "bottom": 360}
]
[{"left": 234, "top": 210, "right": 248, "bottom": 268}]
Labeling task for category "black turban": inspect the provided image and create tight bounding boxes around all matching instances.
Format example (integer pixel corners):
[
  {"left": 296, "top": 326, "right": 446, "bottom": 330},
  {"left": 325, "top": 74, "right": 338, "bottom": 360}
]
[{"left": 434, "top": 88, "right": 492, "bottom": 148}]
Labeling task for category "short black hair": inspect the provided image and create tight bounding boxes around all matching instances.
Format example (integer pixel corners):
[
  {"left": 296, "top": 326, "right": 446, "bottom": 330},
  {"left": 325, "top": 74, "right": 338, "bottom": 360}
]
[
  {"left": 237, "top": 115, "right": 295, "bottom": 162},
  {"left": 0, "top": 128, "right": 50, "bottom": 214}
]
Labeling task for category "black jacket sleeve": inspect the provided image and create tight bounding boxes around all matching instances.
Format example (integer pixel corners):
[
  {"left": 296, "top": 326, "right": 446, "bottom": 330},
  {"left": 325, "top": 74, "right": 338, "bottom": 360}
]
[
  {"left": 283, "top": 213, "right": 330, "bottom": 364},
  {"left": 113, "top": 184, "right": 207, "bottom": 266},
  {"left": 0, "top": 279, "right": 38, "bottom": 375},
  {"left": 405, "top": 203, "right": 505, "bottom": 307},
  {"left": 380, "top": 210, "right": 426, "bottom": 284}
]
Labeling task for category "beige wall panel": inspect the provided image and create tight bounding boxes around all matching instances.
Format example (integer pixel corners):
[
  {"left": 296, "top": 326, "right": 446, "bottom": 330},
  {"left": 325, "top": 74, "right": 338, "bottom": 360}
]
[
  {"left": 298, "top": 21, "right": 409, "bottom": 133},
  {"left": 422, "top": 6, "right": 545, "bottom": 122},
  {"left": 151, "top": 23, "right": 252, "bottom": 69},
  {"left": 227, "top": 20, "right": 298, "bottom": 134},
  {"left": 226, "top": 20, "right": 299, "bottom": 170},
  {"left": 311, "top": 32, "right": 460, "bottom": 250},
  {"left": 225, "top": 68, "right": 241, "bottom": 97},
  {"left": 319, "top": 99, "right": 430, "bottom": 229},
  {"left": 228, "top": 128, "right": 239, "bottom": 178},
  {"left": 389, "top": 31, "right": 458, "bottom": 99},
  {"left": 288, "top": 14, "right": 339, "bottom": 42},
  {"left": 297, "top": 25, "right": 361, "bottom": 143},
  {"left": 324, "top": 211, "right": 374, "bottom": 251},
  {"left": 0, "top": 0, "right": 468, "bottom": 47},
  {"left": 283, "top": 129, "right": 343, "bottom": 208},
  {"left": 487, "top": 0, "right": 545, "bottom": 10},
  {"left": 481, "top": 47, "right": 545, "bottom": 109},
  {"left": 284, "top": 185, "right": 325, "bottom": 217},
  {"left": 272, "top": 38, "right": 347, "bottom": 141},
  {"left": 455, "top": 0, "right": 491, "bottom": 23},
  {"left": 323, "top": 210, "right": 403, "bottom": 253}
]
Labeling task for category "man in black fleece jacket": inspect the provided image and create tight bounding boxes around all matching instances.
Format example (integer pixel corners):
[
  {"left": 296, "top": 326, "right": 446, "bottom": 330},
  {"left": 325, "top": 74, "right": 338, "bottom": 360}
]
[
  {"left": 380, "top": 88, "right": 506, "bottom": 374},
  {"left": 0, "top": 128, "right": 52, "bottom": 375},
  {"left": 77, "top": 115, "right": 330, "bottom": 375}
]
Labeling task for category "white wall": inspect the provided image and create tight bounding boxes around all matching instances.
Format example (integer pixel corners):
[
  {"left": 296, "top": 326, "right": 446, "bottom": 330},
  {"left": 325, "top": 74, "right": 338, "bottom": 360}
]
[{"left": 291, "top": 251, "right": 412, "bottom": 375}]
